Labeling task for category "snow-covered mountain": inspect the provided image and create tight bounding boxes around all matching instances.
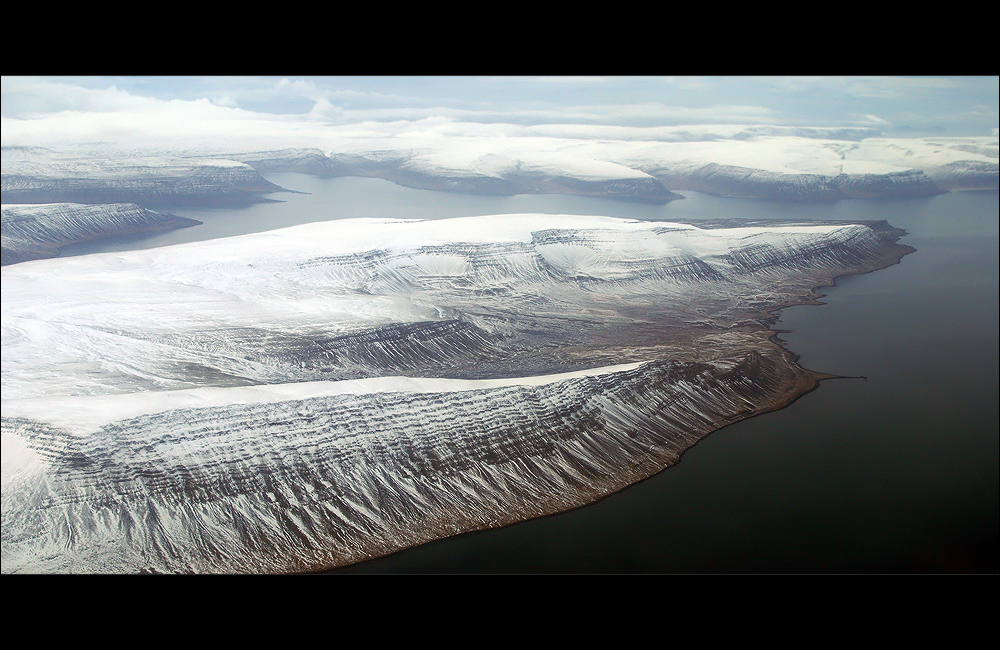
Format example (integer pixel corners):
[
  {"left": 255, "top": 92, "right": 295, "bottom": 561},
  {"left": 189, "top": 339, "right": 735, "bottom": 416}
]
[
  {"left": 925, "top": 160, "right": 1000, "bottom": 190},
  {"left": 230, "top": 133, "right": 996, "bottom": 202},
  {"left": 2, "top": 353, "right": 807, "bottom": 574},
  {"left": 235, "top": 149, "right": 682, "bottom": 204},
  {"left": 1, "top": 202, "right": 200, "bottom": 265},
  {"left": 1, "top": 214, "right": 912, "bottom": 573}
]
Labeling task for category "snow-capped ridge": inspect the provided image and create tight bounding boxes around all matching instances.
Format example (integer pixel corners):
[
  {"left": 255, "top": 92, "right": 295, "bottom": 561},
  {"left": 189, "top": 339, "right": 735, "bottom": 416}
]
[{"left": 1, "top": 202, "right": 200, "bottom": 265}]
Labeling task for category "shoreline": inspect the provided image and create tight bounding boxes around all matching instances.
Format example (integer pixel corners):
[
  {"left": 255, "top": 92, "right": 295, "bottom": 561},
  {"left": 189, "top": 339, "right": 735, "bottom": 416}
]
[{"left": 318, "top": 239, "right": 917, "bottom": 574}]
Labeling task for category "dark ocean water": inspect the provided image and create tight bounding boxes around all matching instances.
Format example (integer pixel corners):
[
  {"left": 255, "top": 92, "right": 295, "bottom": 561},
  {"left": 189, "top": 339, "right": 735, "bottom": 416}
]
[{"left": 59, "top": 175, "right": 999, "bottom": 573}]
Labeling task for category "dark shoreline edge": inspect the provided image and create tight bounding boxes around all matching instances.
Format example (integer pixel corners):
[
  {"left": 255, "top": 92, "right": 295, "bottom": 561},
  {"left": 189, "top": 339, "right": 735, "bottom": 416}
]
[
  {"left": 315, "top": 235, "right": 916, "bottom": 574},
  {"left": 1, "top": 217, "right": 915, "bottom": 574}
]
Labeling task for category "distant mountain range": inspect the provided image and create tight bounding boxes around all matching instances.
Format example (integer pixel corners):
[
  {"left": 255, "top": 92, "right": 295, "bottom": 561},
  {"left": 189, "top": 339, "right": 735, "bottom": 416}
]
[{"left": 1, "top": 135, "right": 994, "bottom": 268}]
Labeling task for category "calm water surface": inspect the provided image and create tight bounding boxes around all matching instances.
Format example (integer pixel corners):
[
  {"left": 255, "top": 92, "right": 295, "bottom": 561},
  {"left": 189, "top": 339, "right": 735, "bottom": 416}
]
[{"left": 60, "top": 175, "right": 1000, "bottom": 573}]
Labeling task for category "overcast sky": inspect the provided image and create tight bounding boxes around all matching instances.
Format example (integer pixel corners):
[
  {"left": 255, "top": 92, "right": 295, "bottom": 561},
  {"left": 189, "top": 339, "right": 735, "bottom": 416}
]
[{"left": 2, "top": 76, "right": 997, "bottom": 149}]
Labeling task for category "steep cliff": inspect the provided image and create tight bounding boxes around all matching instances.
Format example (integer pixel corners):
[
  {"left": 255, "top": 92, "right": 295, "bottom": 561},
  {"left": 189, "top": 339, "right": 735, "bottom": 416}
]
[
  {"left": 1, "top": 149, "right": 284, "bottom": 208},
  {"left": 657, "top": 163, "right": 945, "bottom": 201},
  {"left": 1, "top": 202, "right": 200, "bottom": 265},
  {"left": 2, "top": 214, "right": 912, "bottom": 573}
]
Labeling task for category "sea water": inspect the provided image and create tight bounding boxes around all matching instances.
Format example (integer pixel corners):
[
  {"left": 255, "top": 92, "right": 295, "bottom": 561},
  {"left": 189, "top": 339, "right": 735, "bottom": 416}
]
[{"left": 59, "top": 174, "right": 1000, "bottom": 573}]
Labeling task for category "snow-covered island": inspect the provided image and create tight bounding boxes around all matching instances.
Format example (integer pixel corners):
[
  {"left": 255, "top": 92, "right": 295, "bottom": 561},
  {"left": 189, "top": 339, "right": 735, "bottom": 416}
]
[{"left": 1, "top": 214, "right": 912, "bottom": 573}]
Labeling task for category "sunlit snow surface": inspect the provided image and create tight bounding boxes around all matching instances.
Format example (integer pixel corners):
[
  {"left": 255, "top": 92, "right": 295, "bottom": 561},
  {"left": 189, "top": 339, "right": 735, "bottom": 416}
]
[{"left": 1, "top": 214, "right": 909, "bottom": 573}]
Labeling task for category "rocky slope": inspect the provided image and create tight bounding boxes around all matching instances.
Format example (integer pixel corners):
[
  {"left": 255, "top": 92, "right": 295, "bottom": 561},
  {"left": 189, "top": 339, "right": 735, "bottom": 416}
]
[
  {"left": 925, "top": 160, "right": 999, "bottom": 191},
  {"left": 1, "top": 148, "right": 284, "bottom": 208},
  {"left": 1, "top": 203, "right": 200, "bottom": 265},
  {"left": 234, "top": 149, "right": 682, "bottom": 204}
]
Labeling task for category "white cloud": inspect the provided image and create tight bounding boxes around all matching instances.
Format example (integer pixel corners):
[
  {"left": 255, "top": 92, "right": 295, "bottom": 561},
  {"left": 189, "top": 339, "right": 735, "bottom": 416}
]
[
  {"left": 858, "top": 114, "right": 892, "bottom": 125},
  {"left": 307, "top": 97, "right": 344, "bottom": 120},
  {"left": 762, "top": 76, "right": 960, "bottom": 99},
  {"left": 2, "top": 76, "right": 995, "bottom": 154},
  {"left": 211, "top": 95, "right": 239, "bottom": 108},
  {"left": 2, "top": 76, "right": 158, "bottom": 118},
  {"left": 275, "top": 77, "right": 319, "bottom": 95},
  {"left": 522, "top": 76, "right": 617, "bottom": 85}
]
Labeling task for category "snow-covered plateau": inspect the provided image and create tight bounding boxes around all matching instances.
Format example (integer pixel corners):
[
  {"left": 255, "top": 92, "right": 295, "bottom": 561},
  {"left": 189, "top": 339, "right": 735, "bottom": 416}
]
[
  {"left": 1, "top": 214, "right": 912, "bottom": 573},
  {"left": 1, "top": 147, "right": 283, "bottom": 208}
]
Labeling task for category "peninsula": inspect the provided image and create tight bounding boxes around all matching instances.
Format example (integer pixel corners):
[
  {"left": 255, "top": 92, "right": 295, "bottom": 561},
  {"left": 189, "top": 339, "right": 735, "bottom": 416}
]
[{"left": 1, "top": 214, "right": 911, "bottom": 573}]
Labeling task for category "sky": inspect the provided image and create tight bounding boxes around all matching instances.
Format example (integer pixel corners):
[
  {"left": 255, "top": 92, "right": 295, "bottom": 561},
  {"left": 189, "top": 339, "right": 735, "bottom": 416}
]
[{"left": 2, "top": 76, "right": 997, "bottom": 149}]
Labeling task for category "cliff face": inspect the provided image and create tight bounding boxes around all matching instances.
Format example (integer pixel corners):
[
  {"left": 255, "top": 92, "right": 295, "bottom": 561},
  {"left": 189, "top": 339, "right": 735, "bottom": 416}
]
[
  {"left": 234, "top": 149, "right": 684, "bottom": 204},
  {"left": 1, "top": 203, "right": 200, "bottom": 265},
  {"left": 2, "top": 215, "right": 912, "bottom": 573},
  {"left": 511, "top": 174, "right": 681, "bottom": 204},
  {"left": 1, "top": 154, "right": 284, "bottom": 209},
  {"left": 1, "top": 351, "right": 810, "bottom": 574},
  {"left": 233, "top": 148, "right": 335, "bottom": 177},
  {"left": 926, "top": 160, "right": 1000, "bottom": 190},
  {"left": 828, "top": 170, "right": 946, "bottom": 199},
  {"left": 658, "top": 163, "right": 946, "bottom": 201}
]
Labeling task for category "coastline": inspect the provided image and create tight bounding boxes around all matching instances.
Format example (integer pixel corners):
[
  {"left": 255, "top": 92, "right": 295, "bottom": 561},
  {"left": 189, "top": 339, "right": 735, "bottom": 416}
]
[
  {"left": 2, "top": 217, "right": 917, "bottom": 574},
  {"left": 319, "top": 236, "right": 917, "bottom": 573}
]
